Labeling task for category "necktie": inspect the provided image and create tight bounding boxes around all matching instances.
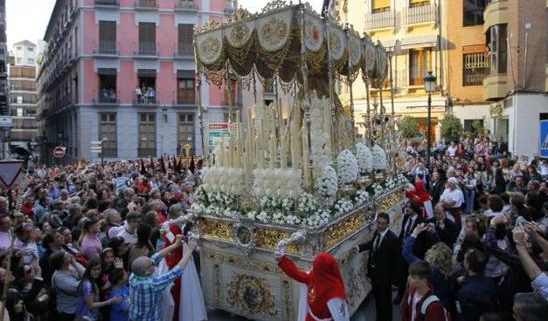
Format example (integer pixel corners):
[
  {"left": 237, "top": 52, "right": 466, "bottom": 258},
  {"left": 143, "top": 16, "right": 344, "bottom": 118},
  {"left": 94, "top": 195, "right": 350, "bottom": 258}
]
[
  {"left": 405, "top": 218, "right": 414, "bottom": 238},
  {"left": 374, "top": 233, "right": 381, "bottom": 252}
]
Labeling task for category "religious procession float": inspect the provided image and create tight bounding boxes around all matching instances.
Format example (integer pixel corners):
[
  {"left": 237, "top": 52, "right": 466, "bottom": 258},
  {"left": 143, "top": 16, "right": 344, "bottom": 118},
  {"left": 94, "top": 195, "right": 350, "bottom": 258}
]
[{"left": 190, "top": 1, "right": 407, "bottom": 320}]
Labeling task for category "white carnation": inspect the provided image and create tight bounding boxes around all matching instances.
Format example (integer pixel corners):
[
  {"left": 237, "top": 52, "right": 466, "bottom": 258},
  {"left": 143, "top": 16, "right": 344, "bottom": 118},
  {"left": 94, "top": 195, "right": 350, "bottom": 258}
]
[
  {"left": 336, "top": 149, "right": 358, "bottom": 185},
  {"left": 355, "top": 143, "right": 373, "bottom": 174}
]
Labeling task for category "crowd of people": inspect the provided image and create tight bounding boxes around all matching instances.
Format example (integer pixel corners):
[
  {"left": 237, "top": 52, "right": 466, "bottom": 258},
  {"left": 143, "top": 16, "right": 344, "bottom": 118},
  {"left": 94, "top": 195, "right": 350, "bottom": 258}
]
[
  {"left": 1, "top": 132, "right": 548, "bottom": 321},
  {"left": 0, "top": 158, "right": 204, "bottom": 321}
]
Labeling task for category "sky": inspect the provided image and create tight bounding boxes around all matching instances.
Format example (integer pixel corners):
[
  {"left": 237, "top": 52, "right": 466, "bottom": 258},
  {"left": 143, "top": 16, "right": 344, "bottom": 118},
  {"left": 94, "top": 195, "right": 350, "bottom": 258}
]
[{"left": 5, "top": 0, "right": 324, "bottom": 51}]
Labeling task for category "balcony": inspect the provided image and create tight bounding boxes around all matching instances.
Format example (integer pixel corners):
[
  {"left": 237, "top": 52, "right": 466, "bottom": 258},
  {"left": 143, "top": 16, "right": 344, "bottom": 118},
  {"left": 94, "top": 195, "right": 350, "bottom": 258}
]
[
  {"left": 175, "top": 44, "right": 194, "bottom": 58},
  {"left": 135, "top": 0, "right": 158, "bottom": 10},
  {"left": 483, "top": 0, "right": 509, "bottom": 32},
  {"left": 402, "top": 4, "right": 437, "bottom": 29},
  {"left": 365, "top": 10, "right": 396, "bottom": 31},
  {"left": 95, "top": 0, "right": 119, "bottom": 7},
  {"left": 133, "top": 90, "right": 158, "bottom": 105},
  {"left": 95, "top": 90, "right": 119, "bottom": 105},
  {"left": 175, "top": 0, "right": 198, "bottom": 11},
  {"left": 483, "top": 73, "right": 509, "bottom": 101},
  {"left": 95, "top": 41, "right": 118, "bottom": 55},
  {"left": 137, "top": 42, "right": 158, "bottom": 57}
]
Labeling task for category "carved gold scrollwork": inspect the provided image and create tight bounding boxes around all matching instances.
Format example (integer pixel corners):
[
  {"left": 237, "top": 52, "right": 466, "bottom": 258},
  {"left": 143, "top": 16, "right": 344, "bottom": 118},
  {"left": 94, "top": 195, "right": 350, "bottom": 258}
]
[
  {"left": 377, "top": 189, "right": 404, "bottom": 212},
  {"left": 254, "top": 228, "right": 299, "bottom": 254},
  {"left": 227, "top": 275, "right": 278, "bottom": 316},
  {"left": 200, "top": 219, "right": 235, "bottom": 241},
  {"left": 323, "top": 212, "right": 366, "bottom": 250}
]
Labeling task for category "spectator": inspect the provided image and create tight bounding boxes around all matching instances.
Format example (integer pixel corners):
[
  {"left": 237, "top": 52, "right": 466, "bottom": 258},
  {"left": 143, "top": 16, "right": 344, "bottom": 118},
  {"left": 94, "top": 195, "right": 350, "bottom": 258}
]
[
  {"left": 78, "top": 220, "right": 103, "bottom": 261},
  {"left": 50, "top": 250, "right": 85, "bottom": 321}
]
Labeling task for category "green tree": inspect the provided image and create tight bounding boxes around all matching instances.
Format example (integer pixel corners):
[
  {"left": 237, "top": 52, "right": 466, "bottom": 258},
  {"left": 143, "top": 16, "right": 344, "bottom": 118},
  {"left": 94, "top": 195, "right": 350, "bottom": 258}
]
[
  {"left": 471, "top": 119, "right": 484, "bottom": 137},
  {"left": 440, "top": 114, "right": 463, "bottom": 142},
  {"left": 398, "top": 117, "right": 421, "bottom": 138}
]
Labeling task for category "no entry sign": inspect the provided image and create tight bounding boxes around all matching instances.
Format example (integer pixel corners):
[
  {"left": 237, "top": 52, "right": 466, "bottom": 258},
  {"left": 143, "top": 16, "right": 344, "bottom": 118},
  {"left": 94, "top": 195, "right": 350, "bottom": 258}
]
[{"left": 53, "top": 146, "right": 66, "bottom": 158}]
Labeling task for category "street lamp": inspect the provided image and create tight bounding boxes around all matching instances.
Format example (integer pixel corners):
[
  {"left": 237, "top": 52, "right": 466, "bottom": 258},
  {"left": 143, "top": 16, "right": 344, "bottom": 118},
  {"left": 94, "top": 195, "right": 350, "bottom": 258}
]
[{"left": 423, "top": 71, "right": 437, "bottom": 170}]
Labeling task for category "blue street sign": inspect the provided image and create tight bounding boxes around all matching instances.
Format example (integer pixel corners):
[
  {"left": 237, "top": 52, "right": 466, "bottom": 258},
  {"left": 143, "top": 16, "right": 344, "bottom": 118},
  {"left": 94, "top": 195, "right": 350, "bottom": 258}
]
[{"left": 539, "top": 120, "right": 548, "bottom": 157}]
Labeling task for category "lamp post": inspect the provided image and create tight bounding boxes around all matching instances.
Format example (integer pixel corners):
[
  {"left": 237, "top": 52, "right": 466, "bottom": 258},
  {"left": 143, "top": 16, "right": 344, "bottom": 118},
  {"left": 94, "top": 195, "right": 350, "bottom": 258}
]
[{"left": 423, "top": 71, "right": 437, "bottom": 170}]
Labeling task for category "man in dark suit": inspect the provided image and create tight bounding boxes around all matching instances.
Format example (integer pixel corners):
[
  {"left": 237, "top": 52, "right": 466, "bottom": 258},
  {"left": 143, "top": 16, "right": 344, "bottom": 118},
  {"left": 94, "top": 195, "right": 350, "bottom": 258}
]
[
  {"left": 356, "top": 212, "right": 400, "bottom": 321},
  {"left": 428, "top": 203, "right": 458, "bottom": 248},
  {"left": 429, "top": 171, "right": 446, "bottom": 206},
  {"left": 394, "top": 201, "right": 428, "bottom": 304}
]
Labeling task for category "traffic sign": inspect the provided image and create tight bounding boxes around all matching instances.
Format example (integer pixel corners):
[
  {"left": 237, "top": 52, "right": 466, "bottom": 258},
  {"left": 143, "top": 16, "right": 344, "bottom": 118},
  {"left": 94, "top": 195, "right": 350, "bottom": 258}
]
[
  {"left": 0, "top": 161, "right": 24, "bottom": 189},
  {"left": 53, "top": 146, "right": 66, "bottom": 158},
  {"left": 208, "top": 123, "right": 231, "bottom": 146},
  {"left": 90, "top": 141, "right": 103, "bottom": 154}
]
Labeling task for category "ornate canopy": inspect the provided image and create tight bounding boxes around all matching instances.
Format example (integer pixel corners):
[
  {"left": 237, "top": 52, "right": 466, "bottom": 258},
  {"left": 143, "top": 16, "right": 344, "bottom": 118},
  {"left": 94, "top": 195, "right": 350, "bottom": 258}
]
[{"left": 194, "top": 2, "right": 388, "bottom": 84}]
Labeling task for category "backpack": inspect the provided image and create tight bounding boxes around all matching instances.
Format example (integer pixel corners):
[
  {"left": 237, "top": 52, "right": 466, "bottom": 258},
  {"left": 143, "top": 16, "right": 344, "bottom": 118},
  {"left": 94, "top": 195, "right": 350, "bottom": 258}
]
[{"left": 420, "top": 295, "right": 452, "bottom": 321}]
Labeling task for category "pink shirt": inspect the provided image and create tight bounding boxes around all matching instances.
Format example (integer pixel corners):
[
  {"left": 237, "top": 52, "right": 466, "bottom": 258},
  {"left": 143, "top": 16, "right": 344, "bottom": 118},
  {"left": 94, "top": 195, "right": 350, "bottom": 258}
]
[
  {"left": 80, "top": 234, "right": 102, "bottom": 261},
  {"left": 0, "top": 231, "right": 12, "bottom": 256}
]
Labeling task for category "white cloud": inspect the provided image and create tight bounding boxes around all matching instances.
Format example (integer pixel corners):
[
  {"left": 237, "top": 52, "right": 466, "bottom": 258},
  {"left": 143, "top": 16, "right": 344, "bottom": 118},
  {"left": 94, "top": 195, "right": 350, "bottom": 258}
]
[
  {"left": 6, "top": 0, "right": 56, "bottom": 50},
  {"left": 238, "top": 0, "right": 324, "bottom": 13}
]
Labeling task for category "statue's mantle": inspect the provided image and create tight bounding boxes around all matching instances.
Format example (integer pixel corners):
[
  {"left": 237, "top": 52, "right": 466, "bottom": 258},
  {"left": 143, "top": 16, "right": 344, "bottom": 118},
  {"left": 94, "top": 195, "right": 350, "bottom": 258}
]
[{"left": 195, "top": 187, "right": 406, "bottom": 321}]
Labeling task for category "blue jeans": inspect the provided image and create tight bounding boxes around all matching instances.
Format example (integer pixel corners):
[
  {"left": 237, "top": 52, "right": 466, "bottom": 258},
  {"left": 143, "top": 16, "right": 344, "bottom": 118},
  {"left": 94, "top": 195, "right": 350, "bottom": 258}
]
[{"left": 464, "top": 189, "right": 475, "bottom": 214}]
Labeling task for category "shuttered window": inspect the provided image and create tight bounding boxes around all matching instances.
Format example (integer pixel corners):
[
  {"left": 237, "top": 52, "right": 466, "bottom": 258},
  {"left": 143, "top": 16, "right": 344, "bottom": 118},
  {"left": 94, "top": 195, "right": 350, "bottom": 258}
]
[
  {"left": 99, "top": 21, "right": 116, "bottom": 54},
  {"left": 372, "top": 0, "right": 390, "bottom": 12},
  {"left": 99, "top": 113, "right": 117, "bottom": 158},
  {"left": 409, "top": 49, "right": 431, "bottom": 86},
  {"left": 409, "top": 0, "right": 429, "bottom": 7},
  {"left": 178, "top": 24, "right": 194, "bottom": 56},
  {"left": 138, "top": 113, "right": 157, "bottom": 157},
  {"left": 463, "top": 52, "right": 488, "bottom": 86},
  {"left": 139, "top": 22, "right": 156, "bottom": 55}
]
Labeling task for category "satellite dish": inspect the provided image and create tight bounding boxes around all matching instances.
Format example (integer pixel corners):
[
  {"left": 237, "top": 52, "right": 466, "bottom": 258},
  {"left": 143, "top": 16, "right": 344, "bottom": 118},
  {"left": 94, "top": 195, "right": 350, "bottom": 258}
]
[{"left": 393, "top": 39, "right": 401, "bottom": 55}]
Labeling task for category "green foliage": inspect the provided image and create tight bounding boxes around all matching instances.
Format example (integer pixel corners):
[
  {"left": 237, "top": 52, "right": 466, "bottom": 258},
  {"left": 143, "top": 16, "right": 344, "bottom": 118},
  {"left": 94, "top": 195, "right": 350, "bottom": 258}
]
[
  {"left": 471, "top": 119, "right": 484, "bottom": 137},
  {"left": 440, "top": 114, "right": 463, "bottom": 142},
  {"left": 398, "top": 117, "right": 421, "bottom": 139}
]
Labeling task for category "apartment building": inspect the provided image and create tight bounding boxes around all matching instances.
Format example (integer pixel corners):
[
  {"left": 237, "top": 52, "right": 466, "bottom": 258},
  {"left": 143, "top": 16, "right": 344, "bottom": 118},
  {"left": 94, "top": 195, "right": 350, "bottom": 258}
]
[
  {"left": 8, "top": 41, "right": 39, "bottom": 155},
  {"left": 0, "top": 0, "right": 8, "bottom": 159},
  {"left": 481, "top": 0, "right": 548, "bottom": 157},
  {"left": 446, "top": 0, "right": 490, "bottom": 134},
  {"left": 336, "top": 0, "right": 448, "bottom": 141},
  {"left": 37, "top": 0, "right": 236, "bottom": 164}
]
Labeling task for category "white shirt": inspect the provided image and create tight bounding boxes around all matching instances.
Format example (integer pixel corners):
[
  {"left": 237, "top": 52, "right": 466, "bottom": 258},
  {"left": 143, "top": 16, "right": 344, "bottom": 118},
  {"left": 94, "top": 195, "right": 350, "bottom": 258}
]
[
  {"left": 116, "top": 223, "right": 137, "bottom": 245},
  {"left": 13, "top": 239, "right": 39, "bottom": 266},
  {"left": 447, "top": 145, "right": 457, "bottom": 157},
  {"left": 411, "top": 292, "right": 423, "bottom": 321},
  {"left": 440, "top": 188, "right": 464, "bottom": 208}
]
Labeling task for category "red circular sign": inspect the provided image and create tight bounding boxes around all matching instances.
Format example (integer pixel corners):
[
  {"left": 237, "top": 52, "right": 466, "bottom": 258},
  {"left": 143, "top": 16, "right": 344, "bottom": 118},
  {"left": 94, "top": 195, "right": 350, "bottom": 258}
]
[{"left": 53, "top": 146, "right": 65, "bottom": 158}]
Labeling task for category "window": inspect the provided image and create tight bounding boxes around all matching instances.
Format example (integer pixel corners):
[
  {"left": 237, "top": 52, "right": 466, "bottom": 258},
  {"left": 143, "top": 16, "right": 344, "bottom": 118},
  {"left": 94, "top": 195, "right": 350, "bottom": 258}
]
[
  {"left": 138, "top": 22, "right": 156, "bottom": 55},
  {"left": 409, "top": 49, "right": 431, "bottom": 86},
  {"left": 463, "top": 0, "right": 485, "bottom": 26},
  {"left": 97, "top": 69, "right": 117, "bottom": 103},
  {"left": 177, "top": 70, "right": 195, "bottom": 104},
  {"left": 99, "top": 113, "right": 117, "bottom": 157},
  {"left": 178, "top": 24, "right": 194, "bottom": 56},
  {"left": 463, "top": 52, "right": 488, "bottom": 86},
  {"left": 177, "top": 113, "right": 195, "bottom": 156},
  {"left": 136, "top": 69, "right": 157, "bottom": 104},
  {"left": 27, "top": 58, "right": 34, "bottom": 65},
  {"left": 409, "top": 0, "right": 429, "bottom": 7},
  {"left": 99, "top": 21, "right": 117, "bottom": 54},
  {"left": 138, "top": 113, "right": 156, "bottom": 157},
  {"left": 28, "top": 47, "right": 34, "bottom": 52},
  {"left": 16, "top": 58, "right": 22, "bottom": 64},
  {"left": 372, "top": 0, "right": 390, "bottom": 13},
  {"left": 487, "top": 24, "right": 507, "bottom": 74},
  {"left": 16, "top": 46, "right": 21, "bottom": 51}
]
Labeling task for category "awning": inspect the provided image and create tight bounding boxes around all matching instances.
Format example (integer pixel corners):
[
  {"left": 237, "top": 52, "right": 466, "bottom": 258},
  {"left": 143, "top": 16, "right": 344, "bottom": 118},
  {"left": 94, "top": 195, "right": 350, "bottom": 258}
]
[
  {"left": 400, "top": 35, "right": 439, "bottom": 50},
  {"left": 97, "top": 68, "right": 117, "bottom": 76},
  {"left": 137, "top": 69, "right": 157, "bottom": 77},
  {"left": 177, "top": 70, "right": 195, "bottom": 78}
]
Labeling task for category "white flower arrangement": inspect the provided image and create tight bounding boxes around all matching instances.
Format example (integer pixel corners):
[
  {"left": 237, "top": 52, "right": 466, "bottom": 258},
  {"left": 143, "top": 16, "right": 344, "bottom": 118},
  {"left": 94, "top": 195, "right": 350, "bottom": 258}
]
[
  {"left": 355, "top": 143, "right": 373, "bottom": 174},
  {"left": 316, "top": 166, "right": 338, "bottom": 199},
  {"left": 385, "top": 177, "right": 397, "bottom": 191},
  {"left": 372, "top": 145, "right": 388, "bottom": 171},
  {"left": 253, "top": 169, "right": 302, "bottom": 199},
  {"left": 396, "top": 173, "right": 409, "bottom": 185},
  {"left": 303, "top": 209, "right": 331, "bottom": 229},
  {"left": 372, "top": 183, "right": 385, "bottom": 197},
  {"left": 202, "top": 167, "right": 245, "bottom": 195},
  {"left": 354, "top": 189, "right": 370, "bottom": 206},
  {"left": 334, "top": 198, "right": 354, "bottom": 216},
  {"left": 337, "top": 149, "right": 358, "bottom": 185},
  {"left": 296, "top": 193, "right": 319, "bottom": 215}
]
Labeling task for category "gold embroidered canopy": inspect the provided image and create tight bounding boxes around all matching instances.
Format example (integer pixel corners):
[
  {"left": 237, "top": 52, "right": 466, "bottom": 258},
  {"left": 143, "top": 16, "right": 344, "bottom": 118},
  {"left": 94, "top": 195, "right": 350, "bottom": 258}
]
[{"left": 193, "top": 2, "right": 388, "bottom": 83}]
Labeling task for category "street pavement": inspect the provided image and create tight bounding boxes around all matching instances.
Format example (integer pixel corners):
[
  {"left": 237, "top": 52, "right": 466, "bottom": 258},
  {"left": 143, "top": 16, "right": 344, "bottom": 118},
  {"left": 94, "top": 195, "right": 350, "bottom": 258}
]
[{"left": 207, "top": 291, "right": 402, "bottom": 321}]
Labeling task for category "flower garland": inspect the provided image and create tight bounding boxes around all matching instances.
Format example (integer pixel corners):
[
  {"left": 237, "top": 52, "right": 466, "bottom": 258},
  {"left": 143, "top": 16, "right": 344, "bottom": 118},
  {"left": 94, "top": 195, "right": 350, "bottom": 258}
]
[
  {"left": 355, "top": 143, "right": 373, "bottom": 174},
  {"left": 372, "top": 145, "right": 388, "bottom": 171},
  {"left": 337, "top": 149, "right": 358, "bottom": 185},
  {"left": 316, "top": 165, "right": 338, "bottom": 199},
  {"left": 253, "top": 168, "right": 302, "bottom": 199}
]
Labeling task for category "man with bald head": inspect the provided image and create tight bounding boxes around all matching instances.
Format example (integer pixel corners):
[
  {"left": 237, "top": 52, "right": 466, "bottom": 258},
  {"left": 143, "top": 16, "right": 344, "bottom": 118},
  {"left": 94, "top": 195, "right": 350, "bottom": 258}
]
[{"left": 128, "top": 234, "right": 196, "bottom": 321}]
